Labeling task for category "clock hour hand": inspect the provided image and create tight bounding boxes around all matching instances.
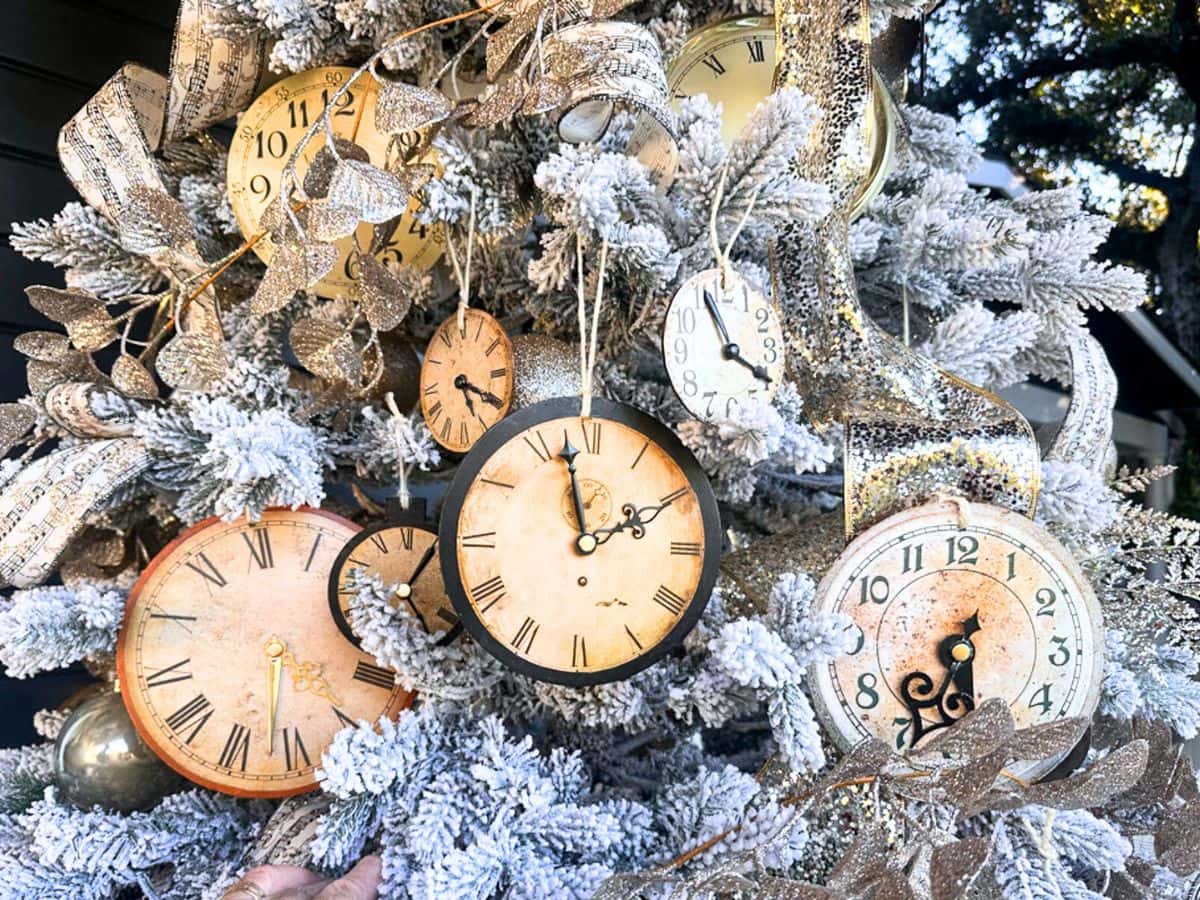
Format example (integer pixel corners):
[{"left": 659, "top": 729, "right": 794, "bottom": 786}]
[
  {"left": 454, "top": 374, "right": 504, "bottom": 408},
  {"left": 899, "top": 611, "right": 981, "bottom": 748},
  {"left": 702, "top": 290, "right": 773, "bottom": 385},
  {"left": 393, "top": 540, "right": 439, "bottom": 628},
  {"left": 265, "top": 635, "right": 285, "bottom": 755},
  {"left": 942, "top": 611, "right": 981, "bottom": 700},
  {"left": 558, "top": 437, "right": 597, "bottom": 555},
  {"left": 590, "top": 496, "right": 675, "bottom": 547}
]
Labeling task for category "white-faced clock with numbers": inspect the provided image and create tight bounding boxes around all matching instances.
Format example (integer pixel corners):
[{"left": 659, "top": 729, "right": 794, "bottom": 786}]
[{"left": 808, "top": 499, "right": 1104, "bottom": 781}]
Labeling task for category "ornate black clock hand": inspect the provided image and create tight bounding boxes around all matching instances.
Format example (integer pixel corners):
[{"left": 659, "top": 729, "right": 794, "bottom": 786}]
[
  {"left": 899, "top": 611, "right": 981, "bottom": 748},
  {"left": 454, "top": 374, "right": 504, "bottom": 408},
  {"left": 393, "top": 540, "right": 439, "bottom": 629},
  {"left": 702, "top": 290, "right": 774, "bottom": 385},
  {"left": 457, "top": 380, "right": 477, "bottom": 417},
  {"left": 590, "top": 494, "right": 679, "bottom": 547},
  {"left": 558, "top": 437, "right": 596, "bottom": 555}
]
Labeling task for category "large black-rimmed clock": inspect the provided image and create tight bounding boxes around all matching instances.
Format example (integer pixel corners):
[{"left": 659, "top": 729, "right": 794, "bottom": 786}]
[{"left": 439, "top": 396, "right": 722, "bottom": 685}]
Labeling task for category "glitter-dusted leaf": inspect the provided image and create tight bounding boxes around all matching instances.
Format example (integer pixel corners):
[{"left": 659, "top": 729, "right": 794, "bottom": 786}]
[
  {"left": 591, "top": 872, "right": 677, "bottom": 900},
  {"left": 911, "top": 698, "right": 1014, "bottom": 763},
  {"left": 26, "top": 352, "right": 104, "bottom": 400},
  {"left": 289, "top": 317, "right": 362, "bottom": 384},
  {"left": 355, "top": 251, "right": 413, "bottom": 332},
  {"left": 754, "top": 878, "right": 834, "bottom": 899},
  {"left": 1004, "top": 716, "right": 1088, "bottom": 763},
  {"left": 375, "top": 79, "right": 452, "bottom": 134},
  {"left": 26, "top": 286, "right": 117, "bottom": 352},
  {"left": 13, "top": 331, "right": 72, "bottom": 362},
  {"left": 826, "top": 824, "right": 893, "bottom": 894},
  {"left": 307, "top": 200, "right": 363, "bottom": 243},
  {"left": 251, "top": 241, "right": 340, "bottom": 314},
  {"left": 392, "top": 163, "right": 437, "bottom": 197},
  {"left": 1156, "top": 801, "right": 1200, "bottom": 874},
  {"left": 1124, "top": 717, "right": 1196, "bottom": 806},
  {"left": 258, "top": 195, "right": 307, "bottom": 245},
  {"left": 303, "top": 139, "right": 371, "bottom": 200},
  {"left": 0, "top": 404, "right": 35, "bottom": 457},
  {"left": 117, "top": 186, "right": 197, "bottom": 256},
  {"left": 521, "top": 76, "right": 570, "bottom": 116},
  {"left": 1023, "top": 739, "right": 1149, "bottom": 810},
  {"left": 326, "top": 159, "right": 415, "bottom": 225},
  {"left": 813, "top": 738, "right": 893, "bottom": 796},
  {"left": 464, "top": 76, "right": 527, "bottom": 129},
  {"left": 155, "top": 333, "right": 228, "bottom": 391},
  {"left": 111, "top": 354, "right": 160, "bottom": 400},
  {"left": 930, "top": 838, "right": 990, "bottom": 900}
]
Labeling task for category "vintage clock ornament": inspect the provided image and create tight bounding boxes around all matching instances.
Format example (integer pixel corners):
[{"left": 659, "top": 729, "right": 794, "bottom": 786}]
[
  {"left": 328, "top": 499, "right": 461, "bottom": 648},
  {"left": 227, "top": 66, "right": 444, "bottom": 299},
  {"left": 807, "top": 499, "right": 1104, "bottom": 781},
  {"left": 439, "top": 396, "right": 722, "bottom": 685},
  {"left": 420, "top": 307, "right": 515, "bottom": 453},
  {"left": 117, "top": 509, "right": 411, "bottom": 797},
  {"left": 663, "top": 268, "right": 785, "bottom": 420},
  {"left": 631, "top": 16, "right": 896, "bottom": 219}
]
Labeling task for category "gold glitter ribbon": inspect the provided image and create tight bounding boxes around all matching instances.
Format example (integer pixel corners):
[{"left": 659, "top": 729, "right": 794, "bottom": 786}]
[{"left": 770, "top": 0, "right": 1040, "bottom": 538}]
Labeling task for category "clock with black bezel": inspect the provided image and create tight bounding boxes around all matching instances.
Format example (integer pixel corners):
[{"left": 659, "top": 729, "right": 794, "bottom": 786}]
[
  {"left": 439, "top": 396, "right": 722, "bottom": 685},
  {"left": 328, "top": 499, "right": 461, "bottom": 648}
]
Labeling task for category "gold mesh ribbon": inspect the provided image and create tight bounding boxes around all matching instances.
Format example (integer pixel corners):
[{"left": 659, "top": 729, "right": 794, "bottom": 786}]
[{"left": 770, "top": 0, "right": 1040, "bottom": 538}]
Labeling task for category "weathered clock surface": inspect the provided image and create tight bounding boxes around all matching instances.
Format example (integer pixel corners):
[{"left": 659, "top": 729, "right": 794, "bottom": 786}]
[
  {"left": 662, "top": 269, "right": 785, "bottom": 420},
  {"left": 808, "top": 500, "right": 1104, "bottom": 781},
  {"left": 419, "top": 308, "right": 515, "bottom": 453},
  {"left": 226, "top": 66, "right": 444, "bottom": 299},
  {"left": 328, "top": 520, "right": 461, "bottom": 648},
  {"left": 117, "top": 509, "right": 411, "bottom": 797},
  {"left": 439, "top": 397, "right": 722, "bottom": 685}
]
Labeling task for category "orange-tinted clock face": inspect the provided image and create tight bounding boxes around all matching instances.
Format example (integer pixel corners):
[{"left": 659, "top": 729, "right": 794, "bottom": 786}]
[
  {"left": 440, "top": 397, "right": 722, "bottom": 684},
  {"left": 117, "top": 509, "right": 411, "bottom": 797},
  {"left": 419, "top": 308, "right": 515, "bottom": 453},
  {"left": 227, "top": 66, "right": 444, "bottom": 299}
]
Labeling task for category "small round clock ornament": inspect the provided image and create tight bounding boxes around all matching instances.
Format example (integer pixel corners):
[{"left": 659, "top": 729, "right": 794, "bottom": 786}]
[
  {"left": 116, "top": 509, "right": 411, "bottom": 798},
  {"left": 807, "top": 498, "right": 1104, "bottom": 782},
  {"left": 663, "top": 268, "right": 784, "bottom": 420},
  {"left": 328, "top": 496, "right": 461, "bottom": 648},
  {"left": 226, "top": 66, "right": 444, "bottom": 299},
  {"left": 439, "top": 396, "right": 722, "bottom": 685}
]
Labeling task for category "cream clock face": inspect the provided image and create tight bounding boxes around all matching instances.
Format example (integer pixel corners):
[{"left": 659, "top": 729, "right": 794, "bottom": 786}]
[
  {"left": 662, "top": 269, "right": 784, "bottom": 420},
  {"left": 809, "top": 501, "right": 1104, "bottom": 781},
  {"left": 227, "top": 66, "right": 444, "bottom": 299},
  {"left": 117, "top": 509, "right": 411, "bottom": 798},
  {"left": 439, "top": 397, "right": 722, "bottom": 685},
  {"left": 419, "top": 308, "right": 515, "bottom": 453}
]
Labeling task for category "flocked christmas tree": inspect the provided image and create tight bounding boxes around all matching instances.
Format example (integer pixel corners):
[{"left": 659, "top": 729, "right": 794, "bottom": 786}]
[{"left": 0, "top": 0, "right": 1197, "bottom": 897}]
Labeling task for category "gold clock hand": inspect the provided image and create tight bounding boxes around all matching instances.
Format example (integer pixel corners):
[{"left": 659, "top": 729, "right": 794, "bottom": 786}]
[{"left": 265, "top": 635, "right": 286, "bottom": 755}]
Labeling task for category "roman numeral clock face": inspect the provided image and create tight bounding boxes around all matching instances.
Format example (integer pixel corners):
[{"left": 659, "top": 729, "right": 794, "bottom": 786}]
[
  {"left": 808, "top": 501, "right": 1104, "bottom": 782},
  {"left": 117, "top": 509, "right": 411, "bottom": 797},
  {"left": 439, "top": 397, "right": 722, "bottom": 684}
]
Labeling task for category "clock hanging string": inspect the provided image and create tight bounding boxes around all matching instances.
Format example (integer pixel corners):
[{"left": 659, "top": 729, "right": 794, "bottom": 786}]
[
  {"left": 575, "top": 232, "right": 610, "bottom": 419},
  {"left": 444, "top": 186, "right": 479, "bottom": 332},
  {"left": 707, "top": 161, "right": 762, "bottom": 301},
  {"left": 385, "top": 391, "right": 416, "bottom": 512}
]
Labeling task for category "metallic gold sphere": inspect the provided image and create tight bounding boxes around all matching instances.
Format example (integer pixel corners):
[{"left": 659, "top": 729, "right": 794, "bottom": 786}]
[
  {"left": 54, "top": 691, "right": 183, "bottom": 812},
  {"left": 511, "top": 334, "right": 593, "bottom": 410}
]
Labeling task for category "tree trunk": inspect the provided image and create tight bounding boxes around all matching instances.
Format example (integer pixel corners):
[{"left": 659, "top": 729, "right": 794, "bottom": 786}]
[{"left": 1156, "top": 113, "right": 1200, "bottom": 360}]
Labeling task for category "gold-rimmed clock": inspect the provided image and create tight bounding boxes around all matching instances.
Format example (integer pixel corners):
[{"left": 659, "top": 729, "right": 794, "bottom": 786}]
[
  {"left": 116, "top": 509, "right": 411, "bottom": 798},
  {"left": 630, "top": 16, "right": 896, "bottom": 219},
  {"left": 227, "top": 66, "right": 444, "bottom": 299}
]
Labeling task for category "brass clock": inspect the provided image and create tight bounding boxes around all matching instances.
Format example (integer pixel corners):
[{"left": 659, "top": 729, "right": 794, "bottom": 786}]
[
  {"left": 808, "top": 500, "right": 1104, "bottom": 781},
  {"left": 117, "top": 509, "right": 411, "bottom": 798},
  {"left": 631, "top": 16, "right": 896, "bottom": 218},
  {"left": 419, "top": 308, "right": 515, "bottom": 453},
  {"left": 662, "top": 268, "right": 785, "bottom": 420},
  {"left": 328, "top": 517, "right": 461, "bottom": 648},
  {"left": 227, "top": 66, "right": 444, "bottom": 299},
  {"left": 439, "top": 397, "right": 722, "bottom": 685}
]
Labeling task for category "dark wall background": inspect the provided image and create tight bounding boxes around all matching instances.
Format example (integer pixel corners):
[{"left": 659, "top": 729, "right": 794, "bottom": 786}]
[{"left": 0, "top": 1, "right": 177, "bottom": 747}]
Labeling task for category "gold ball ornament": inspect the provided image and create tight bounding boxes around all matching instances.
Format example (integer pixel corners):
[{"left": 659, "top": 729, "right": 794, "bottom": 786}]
[
  {"left": 511, "top": 333, "right": 593, "bottom": 410},
  {"left": 55, "top": 691, "right": 185, "bottom": 812}
]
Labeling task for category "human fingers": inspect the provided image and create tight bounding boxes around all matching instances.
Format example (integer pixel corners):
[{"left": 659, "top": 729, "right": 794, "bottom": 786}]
[{"left": 223, "top": 865, "right": 325, "bottom": 899}]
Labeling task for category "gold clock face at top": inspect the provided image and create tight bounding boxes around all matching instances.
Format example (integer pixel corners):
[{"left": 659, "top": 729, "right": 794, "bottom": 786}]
[
  {"left": 808, "top": 501, "right": 1104, "bottom": 782},
  {"left": 227, "top": 66, "right": 444, "bottom": 299},
  {"left": 439, "top": 397, "right": 722, "bottom": 685},
  {"left": 632, "top": 16, "right": 895, "bottom": 217},
  {"left": 662, "top": 269, "right": 785, "bottom": 420},
  {"left": 419, "top": 308, "right": 515, "bottom": 453},
  {"left": 328, "top": 522, "right": 461, "bottom": 648},
  {"left": 117, "top": 509, "right": 411, "bottom": 798}
]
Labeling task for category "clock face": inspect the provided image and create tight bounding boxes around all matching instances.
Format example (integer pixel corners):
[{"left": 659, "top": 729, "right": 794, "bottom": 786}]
[
  {"left": 439, "top": 397, "right": 722, "bottom": 685},
  {"left": 630, "top": 16, "right": 894, "bottom": 217},
  {"left": 809, "top": 501, "right": 1104, "bottom": 781},
  {"left": 419, "top": 308, "right": 515, "bottom": 453},
  {"left": 116, "top": 509, "right": 411, "bottom": 797},
  {"left": 662, "top": 269, "right": 785, "bottom": 420},
  {"left": 328, "top": 521, "right": 461, "bottom": 648},
  {"left": 227, "top": 66, "right": 444, "bottom": 299}
]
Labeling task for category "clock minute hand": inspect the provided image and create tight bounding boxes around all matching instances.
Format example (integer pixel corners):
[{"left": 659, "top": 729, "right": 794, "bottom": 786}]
[
  {"left": 702, "top": 290, "right": 773, "bottom": 385},
  {"left": 264, "top": 635, "right": 285, "bottom": 755},
  {"left": 591, "top": 498, "right": 673, "bottom": 547},
  {"left": 454, "top": 374, "right": 504, "bottom": 408},
  {"left": 558, "top": 437, "right": 597, "bottom": 555}
]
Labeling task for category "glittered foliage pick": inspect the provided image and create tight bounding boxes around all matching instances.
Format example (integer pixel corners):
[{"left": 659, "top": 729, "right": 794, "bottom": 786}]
[
  {"left": 374, "top": 79, "right": 452, "bottom": 134},
  {"left": 303, "top": 139, "right": 371, "bottom": 200},
  {"left": 251, "top": 241, "right": 340, "bottom": 315},
  {"left": 289, "top": 316, "right": 362, "bottom": 384},
  {"left": 327, "top": 160, "right": 416, "bottom": 224},
  {"left": 111, "top": 354, "right": 160, "bottom": 400},
  {"left": 155, "top": 333, "right": 229, "bottom": 391},
  {"left": 354, "top": 250, "right": 412, "bottom": 332},
  {"left": 116, "top": 186, "right": 198, "bottom": 257},
  {"left": 0, "top": 404, "right": 35, "bottom": 458},
  {"left": 26, "top": 287, "right": 117, "bottom": 352}
]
